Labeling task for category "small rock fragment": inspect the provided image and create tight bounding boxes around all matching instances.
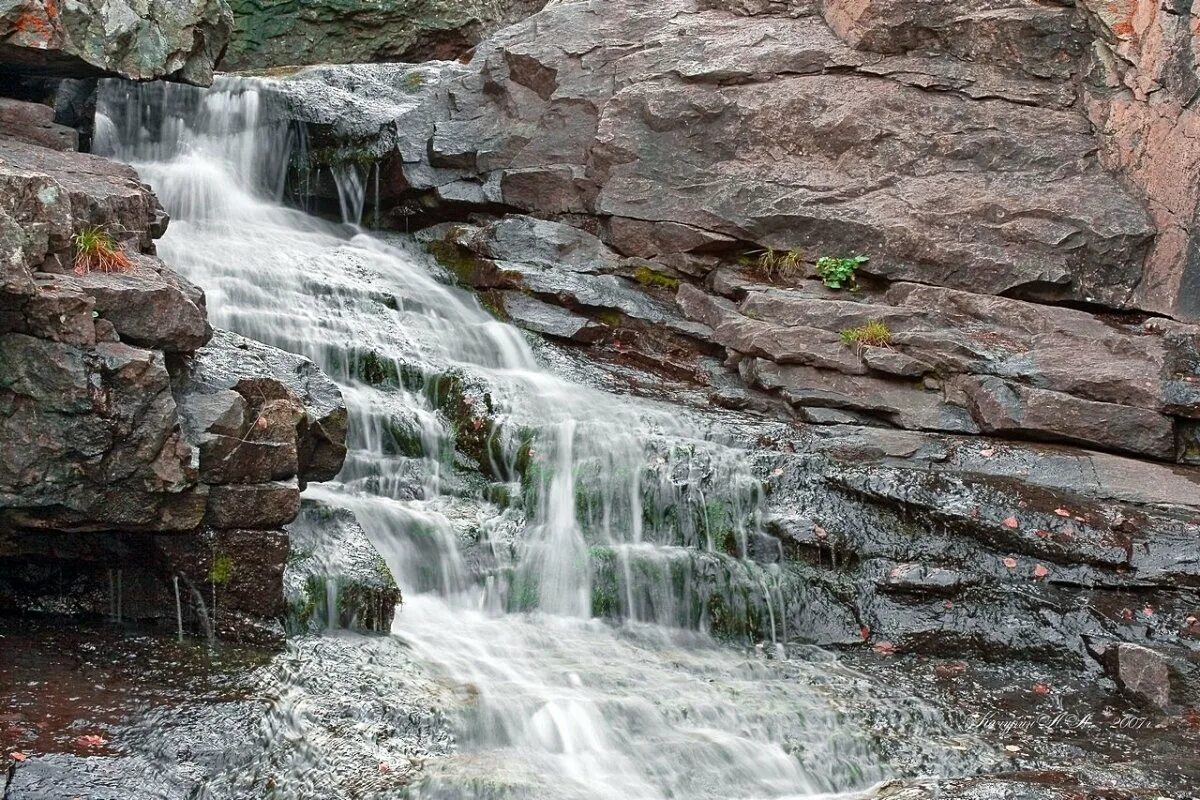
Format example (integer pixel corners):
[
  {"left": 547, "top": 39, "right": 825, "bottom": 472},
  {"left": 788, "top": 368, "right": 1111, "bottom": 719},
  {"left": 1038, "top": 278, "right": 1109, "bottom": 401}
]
[
  {"left": 1108, "top": 643, "right": 1171, "bottom": 710},
  {"left": 934, "top": 661, "right": 967, "bottom": 679}
]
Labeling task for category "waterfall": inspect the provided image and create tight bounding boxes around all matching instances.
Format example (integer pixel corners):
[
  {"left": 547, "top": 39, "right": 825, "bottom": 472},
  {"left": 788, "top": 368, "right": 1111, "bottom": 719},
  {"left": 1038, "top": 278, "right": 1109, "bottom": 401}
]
[{"left": 95, "top": 77, "right": 977, "bottom": 799}]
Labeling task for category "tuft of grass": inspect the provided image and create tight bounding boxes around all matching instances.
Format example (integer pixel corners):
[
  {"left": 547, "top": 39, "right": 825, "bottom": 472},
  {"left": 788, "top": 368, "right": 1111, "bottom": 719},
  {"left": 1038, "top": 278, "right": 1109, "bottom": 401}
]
[
  {"left": 815, "top": 254, "right": 868, "bottom": 291},
  {"left": 403, "top": 71, "right": 425, "bottom": 93},
  {"left": 73, "top": 225, "right": 132, "bottom": 275},
  {"left": 752, "top": 248, "right": 804, "bottom": 283},
  {"left": 840, "top": 319, "right": 893, "bottom": 350}
]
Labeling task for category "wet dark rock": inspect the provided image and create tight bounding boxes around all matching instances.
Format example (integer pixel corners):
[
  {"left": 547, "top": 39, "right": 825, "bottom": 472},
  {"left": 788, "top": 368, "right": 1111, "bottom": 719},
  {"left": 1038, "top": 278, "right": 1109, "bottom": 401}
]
[
  {"left": 4, "top": 753, "right": 173, "bottom": 799},
  {"left": 0, "top": 0, "right": 233, "bottom": 85},
  {"left": 157, "top": 527, "right": 290, "bottom": 643},
  {"left": 878, "top": 563, "right": 976, "bottom": 596},
  {"left": 285, "top": 501, "right": 402, "bottom": 633},
  {"left": 204, "top": 481, "right": 301, "bottom": 530},
  {"left": 499, "top": 291, "right": 607, "bottom": 343}
]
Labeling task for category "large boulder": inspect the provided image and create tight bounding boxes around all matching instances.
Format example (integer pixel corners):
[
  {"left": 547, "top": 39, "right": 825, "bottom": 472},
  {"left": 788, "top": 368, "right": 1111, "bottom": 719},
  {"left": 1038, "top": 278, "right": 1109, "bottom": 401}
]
[
  {"left": 175, "top": 329, "right": 348, "bottom": 487},
  {"left": 0, "top": 0, "right": 233, "bottom": 85},
  {"left": 221, "top": 0, "right": 545, "bottom": 71}
]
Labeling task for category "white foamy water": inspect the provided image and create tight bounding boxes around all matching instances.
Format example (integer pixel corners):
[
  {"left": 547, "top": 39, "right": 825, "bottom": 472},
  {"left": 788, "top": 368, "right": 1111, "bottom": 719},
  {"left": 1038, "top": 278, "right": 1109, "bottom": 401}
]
[{"left": 96, "top": 77, "right": 985, "bottom": 799}]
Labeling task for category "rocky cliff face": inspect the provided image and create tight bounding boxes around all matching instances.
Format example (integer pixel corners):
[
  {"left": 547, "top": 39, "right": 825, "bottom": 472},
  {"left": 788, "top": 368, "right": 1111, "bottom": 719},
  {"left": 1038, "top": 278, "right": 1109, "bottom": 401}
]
[
  {"left": 275, "top": 0, "right": 1200, "bottom": 464},
  {"left": 266, "top": 0, "right": 1200, "bottom": 709},
  {"left": 221, "top": 0, "right": 546, "bottom": 71},
  {"left": 0, "top": 0, "right": 233, "bottom": 85},
  {"left": 0, "top": 104, "right": 347, "bottom": 642},
  {"left": 1078, "top": 0, "right": 1200, "bottom": 319}
]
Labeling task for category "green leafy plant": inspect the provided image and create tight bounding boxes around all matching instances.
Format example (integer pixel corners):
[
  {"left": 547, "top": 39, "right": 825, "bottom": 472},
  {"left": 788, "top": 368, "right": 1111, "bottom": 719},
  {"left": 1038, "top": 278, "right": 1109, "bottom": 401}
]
[
  {"left": 815, "top": 254, "right": 868, "bottom": 291},
  {"left": 72, "top": 225, "right": 132, "bottom": 275},
  {"left": 753, "top": 248, "right": 804, "bottom": 283},
  {"left": 840, "top": 319, "right": 893, "bottom": 351}
]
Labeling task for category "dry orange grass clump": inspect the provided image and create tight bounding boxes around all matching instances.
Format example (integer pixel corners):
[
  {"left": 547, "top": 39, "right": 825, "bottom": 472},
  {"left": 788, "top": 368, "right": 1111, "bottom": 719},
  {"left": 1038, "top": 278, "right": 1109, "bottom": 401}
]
[{"left": 72, "top": 226, "right": 133, "bottom": 274}]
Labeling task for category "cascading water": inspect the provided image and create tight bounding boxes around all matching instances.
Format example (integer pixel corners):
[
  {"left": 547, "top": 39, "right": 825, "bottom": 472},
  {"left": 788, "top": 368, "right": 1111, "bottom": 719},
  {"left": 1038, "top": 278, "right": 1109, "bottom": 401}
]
[{"left": 95, "top": 78, "right": 985, "bottom": 799}]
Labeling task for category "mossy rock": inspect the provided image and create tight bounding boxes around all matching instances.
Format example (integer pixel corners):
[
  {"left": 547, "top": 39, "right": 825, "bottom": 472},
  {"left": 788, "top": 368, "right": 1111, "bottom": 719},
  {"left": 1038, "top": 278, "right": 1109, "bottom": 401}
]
[
  {"left": 632, "top": 266, "right": 680, "bottom": 291},
  {"left": 428, "top": 239, "right": 482, "bottom": 285}
]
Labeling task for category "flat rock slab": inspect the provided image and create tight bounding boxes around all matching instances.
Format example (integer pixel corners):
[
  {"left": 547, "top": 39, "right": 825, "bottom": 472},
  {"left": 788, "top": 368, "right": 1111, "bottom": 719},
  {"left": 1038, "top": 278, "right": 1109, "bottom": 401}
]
[
  {"left": 500, "top": 291, "right": 607, "bottom": 343},
  {"left": 0, "top": 97, "right": 77, "bottom": 151}
]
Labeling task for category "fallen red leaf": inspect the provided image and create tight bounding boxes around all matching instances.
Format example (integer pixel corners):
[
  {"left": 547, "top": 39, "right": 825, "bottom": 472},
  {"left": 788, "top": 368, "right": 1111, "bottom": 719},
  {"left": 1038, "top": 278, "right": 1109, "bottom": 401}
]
[
  {"left": 76, "top": 735, "right": 106, "bottom": 748},
  {"left": 1033, "top": 682, "right": 1051, "bottom": 695},
  {"left": 1033, "top": 564, "right": 1049, "bottom": 579},
  {"left": 813, "top": 524, "right": 827, "bottom": 540},
  {"left": 10, "top": 751, "right": 26, "bottom": 762},
  {"left": 1121, "top": 608, "right": 1134, "bottom": 622},
  {"left": 1143, "top": 606, "right": 1154, "bottom": 617},
  {"left": 872, "top": 641, "right": 897, "bottom": 656},
  {"left": 1002, "top": 557, "right": 1018, "bottom": 569},
  {"left": 943, "top": 600, "right": 953, "bottom": 610},
  {"left": 859, "top": 626, "right": 870, "bottom": 641},
  {"left": 1002, "top": 516, "right": 1019, "bottom": 529},
  {"left": 1054, "top": 508, "right": 1071, "bottom": 517},
  {"left": 979, "top": 448, "right": 995, "bottom": 457}
]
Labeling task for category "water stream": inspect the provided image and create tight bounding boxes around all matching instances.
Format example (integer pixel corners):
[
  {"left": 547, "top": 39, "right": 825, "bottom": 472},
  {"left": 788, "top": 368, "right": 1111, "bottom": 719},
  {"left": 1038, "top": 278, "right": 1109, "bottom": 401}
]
[{"left": 95, "top": 78, "right": 983, "bottom": 799}]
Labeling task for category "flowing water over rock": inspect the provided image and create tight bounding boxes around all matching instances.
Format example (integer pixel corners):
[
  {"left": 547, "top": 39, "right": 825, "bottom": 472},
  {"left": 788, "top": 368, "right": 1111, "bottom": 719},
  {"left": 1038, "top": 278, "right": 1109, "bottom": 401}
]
[{"left": 93, "top": 78, "right": 990, "bottom": 799}]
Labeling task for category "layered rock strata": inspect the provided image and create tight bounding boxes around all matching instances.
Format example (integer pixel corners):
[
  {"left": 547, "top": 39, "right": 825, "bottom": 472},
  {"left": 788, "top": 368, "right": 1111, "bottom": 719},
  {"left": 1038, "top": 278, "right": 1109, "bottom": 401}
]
[
  {"left": 0, "top": 105, "right": 347, "bottom": 642},
  {"left": 262, "top": 0, "right": 1200, "bottom": 706}
]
